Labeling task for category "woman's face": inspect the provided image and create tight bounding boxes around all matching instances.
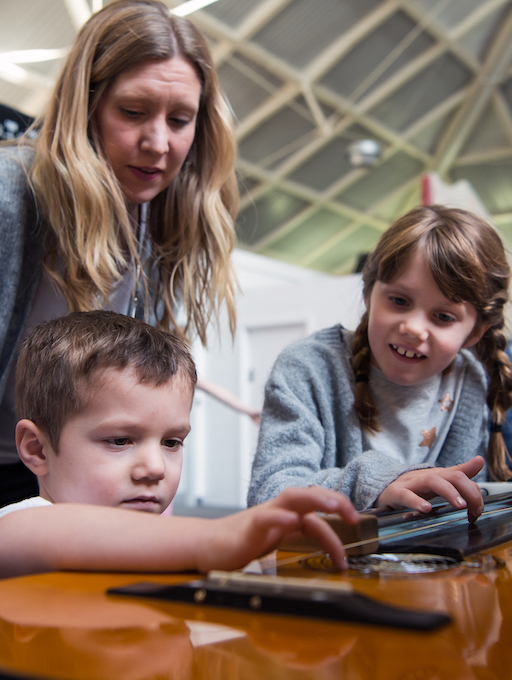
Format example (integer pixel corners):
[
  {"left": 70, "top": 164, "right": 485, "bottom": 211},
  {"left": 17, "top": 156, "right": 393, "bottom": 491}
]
[{"left": 96, "top": 56, "right": 202, "bottom": 207}]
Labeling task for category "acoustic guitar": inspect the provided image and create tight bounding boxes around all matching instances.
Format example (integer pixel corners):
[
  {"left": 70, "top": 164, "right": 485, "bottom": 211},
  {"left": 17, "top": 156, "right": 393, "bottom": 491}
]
[{"left": 0, "top": 493, "right": 511, "bottom": 679}]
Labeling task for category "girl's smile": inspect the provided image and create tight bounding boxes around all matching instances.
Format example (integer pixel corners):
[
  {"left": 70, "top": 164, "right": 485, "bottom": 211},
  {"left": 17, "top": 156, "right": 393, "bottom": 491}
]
[
  {"left": 390, "top": 344, "right": 426, "bottom": 360},
  {"left": 367, "top": 249, "right": 485, "bottom": 386}
]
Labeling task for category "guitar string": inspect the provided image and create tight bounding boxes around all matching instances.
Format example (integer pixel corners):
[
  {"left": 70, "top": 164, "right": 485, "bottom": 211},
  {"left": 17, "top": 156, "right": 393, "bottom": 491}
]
[{"left": 256, "top": 504, "right": 512, "bottom": 572}]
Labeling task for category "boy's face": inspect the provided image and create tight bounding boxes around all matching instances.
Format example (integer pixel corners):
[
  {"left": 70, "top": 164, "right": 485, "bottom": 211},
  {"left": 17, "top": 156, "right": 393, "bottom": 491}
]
[{"left": 38, "top": 367, "right": 193, "bottom": 513}]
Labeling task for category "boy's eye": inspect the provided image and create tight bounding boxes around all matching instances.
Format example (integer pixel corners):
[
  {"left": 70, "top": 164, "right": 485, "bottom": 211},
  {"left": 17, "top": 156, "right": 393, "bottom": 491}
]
[
  {"left": 163, "top": 438, "right": 183, "bottom": 450},
  {"left": 105, "top": 437, "right": 131, "bottom": 447}
]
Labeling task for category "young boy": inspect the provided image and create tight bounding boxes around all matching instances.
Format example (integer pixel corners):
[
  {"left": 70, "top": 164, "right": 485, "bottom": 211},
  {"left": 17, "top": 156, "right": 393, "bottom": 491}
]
[{"left": 0, "top": 311, "right": 358, "bottom": 579}]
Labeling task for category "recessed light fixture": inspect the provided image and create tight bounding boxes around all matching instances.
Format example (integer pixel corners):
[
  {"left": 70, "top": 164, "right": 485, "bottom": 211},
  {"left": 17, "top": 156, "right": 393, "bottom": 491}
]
[
  {"left": 347, "top": 139, "right": 382, "bottom": 167},
  {"left": 172, "top": 0, "right": 220, "bottom": 17},
  {"left": 0, "top": 49, "right": 67, "bottom": 64}
]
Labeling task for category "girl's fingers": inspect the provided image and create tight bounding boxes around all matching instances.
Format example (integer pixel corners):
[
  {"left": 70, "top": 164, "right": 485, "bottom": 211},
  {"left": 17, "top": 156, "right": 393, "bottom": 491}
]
[
  {"left": 381, "top": 487, "right": 433, "bottom": 513},
  {"left": 382, "top": 470, "right": 484, "bottom": 520},
  {"left": 455, "top": 455, "right": 485, "bottom": 479},
  {"left": 425, "top": 475, "right": 468, "bottom": 508},
  {"left": 426, "top": 473, "right": 483, "bottom": 521},
  {"left": 380, "top": 456, "right": 485, "bottom": 521}
]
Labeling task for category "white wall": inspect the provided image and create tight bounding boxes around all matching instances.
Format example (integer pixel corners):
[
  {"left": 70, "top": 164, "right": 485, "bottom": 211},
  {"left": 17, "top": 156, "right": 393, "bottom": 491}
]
[{"left": 175, "top": 250, "right": 364, "bottom": 509}]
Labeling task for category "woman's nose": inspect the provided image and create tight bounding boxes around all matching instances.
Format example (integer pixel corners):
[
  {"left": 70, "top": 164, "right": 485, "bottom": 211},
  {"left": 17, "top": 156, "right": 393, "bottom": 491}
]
[{"left": 140, "top": 119, "right": 170, "bottom": 155}]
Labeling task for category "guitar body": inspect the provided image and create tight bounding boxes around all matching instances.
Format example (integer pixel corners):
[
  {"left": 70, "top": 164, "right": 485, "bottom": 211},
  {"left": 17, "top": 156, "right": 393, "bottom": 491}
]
[{"left": 0, "top": 495, "right": 512, "bottom": 679}]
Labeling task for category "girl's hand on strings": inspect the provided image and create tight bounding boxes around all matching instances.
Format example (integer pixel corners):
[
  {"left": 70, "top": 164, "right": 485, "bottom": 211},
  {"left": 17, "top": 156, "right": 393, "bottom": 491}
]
[
  {"left": 197, "top": 487, "right": 360, "bottom": 573},
  {"left": 376, "top": 456, "right": 485, "bottom": 523}
]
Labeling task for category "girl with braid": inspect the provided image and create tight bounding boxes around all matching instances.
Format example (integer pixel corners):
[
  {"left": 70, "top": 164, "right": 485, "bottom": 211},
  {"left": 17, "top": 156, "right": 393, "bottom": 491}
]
[{"left": 248, "top": 205, "right": 512, "bottom": 522}]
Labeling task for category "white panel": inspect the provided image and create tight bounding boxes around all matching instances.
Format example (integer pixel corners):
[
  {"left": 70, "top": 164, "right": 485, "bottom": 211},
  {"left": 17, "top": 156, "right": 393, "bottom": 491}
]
[
  {"left": 247, "top": 322, "right": 307, "bottom": 411},
  {"left": 423, "top": 171, "right": 491, "bottom": 219},
  {"left": 176, "top": 250, "right": 364, "bottom": 510}
]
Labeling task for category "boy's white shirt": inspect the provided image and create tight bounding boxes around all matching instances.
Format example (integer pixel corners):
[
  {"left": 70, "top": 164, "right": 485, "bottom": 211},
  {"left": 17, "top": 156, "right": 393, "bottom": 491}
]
[{"left": 0, "top": 496, "right": 51, "bottom": 518}]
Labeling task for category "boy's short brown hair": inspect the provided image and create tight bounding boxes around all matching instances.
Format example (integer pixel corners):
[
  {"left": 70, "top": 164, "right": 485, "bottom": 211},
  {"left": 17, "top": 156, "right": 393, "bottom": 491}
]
[{"left": 15, "top": 311, "right": 197, "bottom": 451}]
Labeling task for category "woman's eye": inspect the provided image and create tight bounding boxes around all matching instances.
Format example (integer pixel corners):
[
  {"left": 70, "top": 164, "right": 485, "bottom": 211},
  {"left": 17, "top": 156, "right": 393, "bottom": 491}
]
[
  {"left": 163, "top": 439, "right": 183, "bottom": 450},
  {"left": 169, "top": 117, "right": 190, "bottom": 128},
  {"left": 121, "top": 108, "right": 142, "bottom": 118}
]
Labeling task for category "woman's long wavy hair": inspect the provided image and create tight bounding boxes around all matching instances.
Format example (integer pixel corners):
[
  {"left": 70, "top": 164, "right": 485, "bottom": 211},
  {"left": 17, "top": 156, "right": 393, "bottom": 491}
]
[
  {"left": 27, "top": 0, "right": 238, "bottom": 344},
  {"left": 351, "top": 204, "right": 512, "bottom": 480}
]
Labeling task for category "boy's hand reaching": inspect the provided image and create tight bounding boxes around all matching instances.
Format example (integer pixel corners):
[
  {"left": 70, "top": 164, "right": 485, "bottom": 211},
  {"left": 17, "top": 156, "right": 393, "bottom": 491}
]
[
  {"left": 197, "top": 487, "right": 359, "bottom": 573},
  {"left": 376, "top": 455, "right": 485, "bottom": 523}
]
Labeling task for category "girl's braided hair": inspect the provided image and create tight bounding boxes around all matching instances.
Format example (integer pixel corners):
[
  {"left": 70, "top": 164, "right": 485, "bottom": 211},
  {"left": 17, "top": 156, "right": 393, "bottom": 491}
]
[{"left": 352, "top": 204, "right": 512, "bottom": 480}]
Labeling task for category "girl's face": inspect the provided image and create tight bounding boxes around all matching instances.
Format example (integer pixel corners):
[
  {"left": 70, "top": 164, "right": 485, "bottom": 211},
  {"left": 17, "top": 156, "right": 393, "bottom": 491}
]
[
  {"left": 96, "top": 56, "right": 201, "bottom": 207},
  {"left": 367, "top": 249, "right": 485, "bottom": 386}
]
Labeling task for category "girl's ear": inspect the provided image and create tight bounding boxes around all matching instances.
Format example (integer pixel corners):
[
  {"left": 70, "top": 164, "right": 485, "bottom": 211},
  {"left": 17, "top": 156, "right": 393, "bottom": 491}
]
[
  {"left": 15, "top": 419, "right": 52, "bottom": 476},
  {"left": 463, "top": 323, "right": 491, "bottom": 349}
]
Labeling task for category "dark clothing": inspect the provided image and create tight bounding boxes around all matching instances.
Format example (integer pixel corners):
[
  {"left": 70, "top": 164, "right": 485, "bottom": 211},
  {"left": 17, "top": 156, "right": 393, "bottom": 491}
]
[
  {"left": 0, "top": 462, "right": 38, "bottom": 507},
  {"left": 0, "top": 105, "right": 34, "bottom": 141}
]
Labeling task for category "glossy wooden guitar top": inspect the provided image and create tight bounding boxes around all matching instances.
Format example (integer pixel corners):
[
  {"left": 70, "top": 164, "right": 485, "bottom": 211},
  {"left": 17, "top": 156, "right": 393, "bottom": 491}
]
[{"left": 0, "top": 498, "right": 512, "bottom": 679}]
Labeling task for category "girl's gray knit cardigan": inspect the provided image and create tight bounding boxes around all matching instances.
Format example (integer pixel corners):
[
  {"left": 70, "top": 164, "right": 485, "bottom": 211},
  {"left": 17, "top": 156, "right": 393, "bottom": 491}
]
[{"left": 248, "top": 324, "right": 488, "bottom": 510}]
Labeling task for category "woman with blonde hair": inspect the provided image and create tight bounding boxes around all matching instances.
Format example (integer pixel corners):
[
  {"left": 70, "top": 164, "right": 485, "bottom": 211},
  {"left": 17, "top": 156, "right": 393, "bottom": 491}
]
[{"left": 0, "top": 0, "right": 238, "bottom": 504}]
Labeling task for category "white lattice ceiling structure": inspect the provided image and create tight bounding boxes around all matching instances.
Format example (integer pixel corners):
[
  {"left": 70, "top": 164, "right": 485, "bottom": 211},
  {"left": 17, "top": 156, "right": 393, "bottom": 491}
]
[{"left": 2, "top": 0, "right": 512, "bottom": 274}]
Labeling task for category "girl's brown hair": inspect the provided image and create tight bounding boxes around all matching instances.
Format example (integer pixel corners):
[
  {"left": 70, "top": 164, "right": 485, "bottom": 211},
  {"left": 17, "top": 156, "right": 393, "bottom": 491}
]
[
  {"left": 352, "top": 204, "right": 512, "bottom": 480},
  {"left": 26, "top": 0, "right": 238, "bottom": 344}
]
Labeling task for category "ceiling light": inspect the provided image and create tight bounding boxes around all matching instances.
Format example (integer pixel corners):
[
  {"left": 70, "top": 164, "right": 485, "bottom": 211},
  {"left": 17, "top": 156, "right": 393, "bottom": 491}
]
[
  {"left": 0, "top": 61, "right": 29, "bottom": 85},
  {"left": 347, "top": 139, "right": 382, "bottom": 167},
  {"left": 172, "top": 0, "right": 220, "bottom": 17},
  {"left": 0, "top": 49, "right": 67, "bottom": 64}
]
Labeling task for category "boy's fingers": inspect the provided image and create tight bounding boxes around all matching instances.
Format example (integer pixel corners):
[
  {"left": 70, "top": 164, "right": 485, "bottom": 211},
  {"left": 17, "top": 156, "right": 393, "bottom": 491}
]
[
  {"left": 271, "top": 486, "right": 359, "bottom": 524},
  {"left": 250, "top": 498, "right": 353, "bottom": 569},
  {"left": 300, "top": 512, "right": 348, "bottom": 570},
  {"left": 248, "top": 507, "right": 306, "bottom": 551}
]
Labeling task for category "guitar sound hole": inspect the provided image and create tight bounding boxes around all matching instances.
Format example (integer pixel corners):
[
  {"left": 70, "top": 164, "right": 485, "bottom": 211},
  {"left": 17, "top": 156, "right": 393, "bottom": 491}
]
[
  {"left": 297, "top": 552, "right": 503, "bottom": 575},
  {"left": 348, "top": 553, "right": 460, "bottom": 574},
  {"left": 300, "top": 552, "right": 460, "bottom": 574}
]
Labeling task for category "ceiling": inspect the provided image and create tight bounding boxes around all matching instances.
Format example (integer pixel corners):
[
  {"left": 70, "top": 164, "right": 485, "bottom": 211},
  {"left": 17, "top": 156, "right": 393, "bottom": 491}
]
[{"left": 1, "top": 0, "right": 512, "bottom": 275}]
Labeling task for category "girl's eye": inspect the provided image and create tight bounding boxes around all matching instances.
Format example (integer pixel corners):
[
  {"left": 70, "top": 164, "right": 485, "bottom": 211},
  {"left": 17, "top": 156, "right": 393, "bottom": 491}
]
[
  {"left": 390, "top": 296, "right": 407, "bottom": 307},
  {"left": 105, "top": 437, "right": 131, "bottom": 447},
  {"left": 437, "top": 313, "right": 455, "bottom": 323},
  {"left": 163, "top": 438, "right": 183, "bottom": 450}
]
